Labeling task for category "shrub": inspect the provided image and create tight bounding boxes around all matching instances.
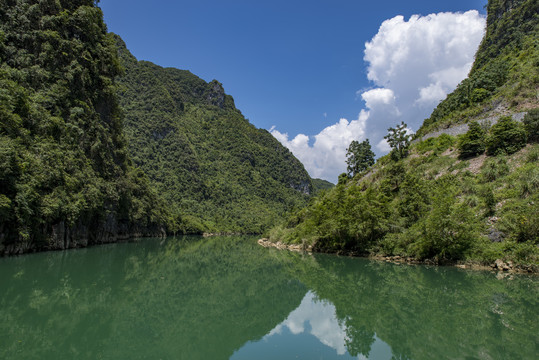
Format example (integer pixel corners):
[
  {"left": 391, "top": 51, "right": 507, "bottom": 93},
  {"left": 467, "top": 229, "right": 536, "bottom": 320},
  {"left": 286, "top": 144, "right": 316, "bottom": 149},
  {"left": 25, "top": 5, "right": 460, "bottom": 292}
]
[
  {"left": 523, "top": 109, "right": 539, "bottom": 142},
  {"left": 486, "top": 116, "right": 527, "bottom": 155},
  {"left": 407, "top": 185, "right": 478, "bottom": 262},
  {"left": 458, "top": 121, "right": 486, "bottom": 159},
  {"left": 480, "top": 156, "right": 510, "bottom": 182}
]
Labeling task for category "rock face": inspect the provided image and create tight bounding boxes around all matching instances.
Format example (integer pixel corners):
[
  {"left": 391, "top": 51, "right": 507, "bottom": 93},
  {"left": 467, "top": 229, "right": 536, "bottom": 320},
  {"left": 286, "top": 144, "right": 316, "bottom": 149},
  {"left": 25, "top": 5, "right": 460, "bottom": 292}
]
[
  {"left": 291, "top": 180, "right": 312, "bottom": 195},
  {"left": 1, "top": 215, "right": 166, "bottom": 256},
  {"left": 206, "top": 80, "right": 226, "bottom": 109}
]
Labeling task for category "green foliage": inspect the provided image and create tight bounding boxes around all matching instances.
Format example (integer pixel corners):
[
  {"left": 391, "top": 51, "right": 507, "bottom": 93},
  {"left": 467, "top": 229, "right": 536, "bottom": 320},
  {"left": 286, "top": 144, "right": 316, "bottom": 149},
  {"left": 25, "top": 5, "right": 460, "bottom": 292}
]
[
  {"left": 458, "top": 121, "right": 486, "bottom": 159},
  {"left": 270, "top": 131, "right": 539, "bottom": 265},
  {"left": 485, "top": 116, "right": 527, "bottom": 155},
  {"left": 311, "top": 178, "right": 334, "bottom": 195},
  {"left": 0, "top": 1, "right": 167, "bottom": 251},
  {"left": 384, "top": 122, "right": 411, "bottom": 160},
  {"left": 407, "top": 184, "right": 478, "bottom": 262},
  {"left": 346, "top": 139, "right": 375, "bottom": 177},
  {"left": 114, "top": 36, "right": 312, "bottom": 234},
  {"left": 413, "top": 134, "right": 457, "bottom": 155},
  {"left": 418, "top": 0, "right": 539, "bottom": 134},
  {"left": 480, "top": 155, "right": 510, "bottom": 182},
  {"left": 268, "top": 0, "right": 539, "bottom": 267},
  {"left": 523, "top": 108, "right": 539, "bottom": 142}
]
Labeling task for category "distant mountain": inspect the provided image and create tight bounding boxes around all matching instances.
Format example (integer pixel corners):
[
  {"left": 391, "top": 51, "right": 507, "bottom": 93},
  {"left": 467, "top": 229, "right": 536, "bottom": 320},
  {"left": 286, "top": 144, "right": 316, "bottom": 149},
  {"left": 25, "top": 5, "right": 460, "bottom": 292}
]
[
  {"left": 0, "top": 1, "right": 167, "bottom": 254},
  {"left": 114, "top": 36, "right": 313, "bottom": 234},
  {"left": 312, "top": 178, "right": 335, "bottom": 195},
  {"left": 419, "top": 0, "right": 538, "bottom": 135}
]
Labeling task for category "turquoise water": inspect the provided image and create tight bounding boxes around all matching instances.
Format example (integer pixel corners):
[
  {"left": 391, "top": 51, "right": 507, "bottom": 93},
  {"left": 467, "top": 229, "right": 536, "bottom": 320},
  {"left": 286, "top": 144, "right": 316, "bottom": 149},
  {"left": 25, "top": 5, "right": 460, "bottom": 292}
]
[{"left": 0, "top": 236, "right": 537, "bottom": 359}]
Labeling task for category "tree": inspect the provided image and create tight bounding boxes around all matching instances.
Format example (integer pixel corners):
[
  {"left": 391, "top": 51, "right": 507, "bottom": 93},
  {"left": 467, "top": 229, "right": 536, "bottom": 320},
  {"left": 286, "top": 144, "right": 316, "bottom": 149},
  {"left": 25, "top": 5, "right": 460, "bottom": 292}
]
[
  {"left": 385, "top": 122, "right": 411, "bottom": 160},
  {"left": 346, "top": 139, "right": 375, "bottom": 177},
  {"left": 523, "top": 108, "right": 539, "bottom": 143},
  {"left": 486, "top": 116, "right": 527, "bottom": 155},
  {"left": 458, "top": 121, "right": 486, "bottom": 159}
]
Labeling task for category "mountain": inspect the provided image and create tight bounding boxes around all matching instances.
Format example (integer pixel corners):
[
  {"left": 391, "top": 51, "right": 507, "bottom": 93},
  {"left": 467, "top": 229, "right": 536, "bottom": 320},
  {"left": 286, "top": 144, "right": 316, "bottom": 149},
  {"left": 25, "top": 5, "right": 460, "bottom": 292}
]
[
  {"left": 312, "top": 178, "right": 335, "bottom": 195},
  {"left": 0, "top": 1, "right": 167, "bottom": 254},
  {"left": 114, "top": 36, "right": 313, "bottom": 234},
  {"left": 267, "top": 0, "right": 538, "bottom": 270},
  {"left": 419, "top": 0, "right": 538, "bottom": 135}
]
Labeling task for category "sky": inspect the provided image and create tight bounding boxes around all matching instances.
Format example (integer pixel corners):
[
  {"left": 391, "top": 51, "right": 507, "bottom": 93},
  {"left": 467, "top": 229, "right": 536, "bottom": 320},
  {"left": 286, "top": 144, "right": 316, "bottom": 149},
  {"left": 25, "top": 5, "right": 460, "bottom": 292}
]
[{"left": 99, "top": 0, "right": 488, "bottom": 183}]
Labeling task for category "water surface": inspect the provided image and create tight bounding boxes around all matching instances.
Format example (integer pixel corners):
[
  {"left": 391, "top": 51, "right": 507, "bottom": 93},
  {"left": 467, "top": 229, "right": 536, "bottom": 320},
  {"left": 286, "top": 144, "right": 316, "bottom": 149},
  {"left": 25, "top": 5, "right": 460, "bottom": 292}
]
[{"left": 0, "top": 236, "right": 537, "bottom": 359}]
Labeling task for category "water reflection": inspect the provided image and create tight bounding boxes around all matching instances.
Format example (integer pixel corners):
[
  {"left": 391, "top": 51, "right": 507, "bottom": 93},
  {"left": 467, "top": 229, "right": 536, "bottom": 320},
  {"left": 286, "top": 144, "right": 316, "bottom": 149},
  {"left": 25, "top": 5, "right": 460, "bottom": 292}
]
[
  {"left": 270, "top": 291, "right": 350, "bottom": 355},
  {"left": 233, "top": 291, "right": 393, "bottom": 359},
  {"left": 0, "top": 236, "right": 537, "bottom": 360}
]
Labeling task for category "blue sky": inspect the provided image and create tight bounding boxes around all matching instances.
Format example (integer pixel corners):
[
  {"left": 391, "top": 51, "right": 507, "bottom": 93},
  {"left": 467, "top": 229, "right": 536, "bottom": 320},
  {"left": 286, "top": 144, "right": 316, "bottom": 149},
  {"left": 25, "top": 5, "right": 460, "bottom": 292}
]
[{"left": 100, "top": 0, "right": 488, "bottom": 182}]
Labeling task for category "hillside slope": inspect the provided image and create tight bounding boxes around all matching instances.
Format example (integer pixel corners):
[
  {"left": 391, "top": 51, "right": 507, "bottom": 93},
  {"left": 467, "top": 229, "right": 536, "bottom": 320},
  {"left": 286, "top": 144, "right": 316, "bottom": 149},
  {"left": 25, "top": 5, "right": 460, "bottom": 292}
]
[
  {"left": 419, "top": 0, "right": 538, "bottom": 135},
  {"left": 267, "top": 0, "right": 539, "bottom": 270},
  {"left": 0, "top": 1, "right": 167, "bottom": 254},
  {"left": 115, "top": 37, "right": 313, "bottom": 233}
]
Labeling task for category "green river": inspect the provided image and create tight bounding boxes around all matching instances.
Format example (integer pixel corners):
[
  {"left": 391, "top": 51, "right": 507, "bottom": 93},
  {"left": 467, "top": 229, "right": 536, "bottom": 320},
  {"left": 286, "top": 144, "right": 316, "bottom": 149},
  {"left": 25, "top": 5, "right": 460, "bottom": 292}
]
[{"left": 0, "top": 236, "right": 537, "bottom": 359}]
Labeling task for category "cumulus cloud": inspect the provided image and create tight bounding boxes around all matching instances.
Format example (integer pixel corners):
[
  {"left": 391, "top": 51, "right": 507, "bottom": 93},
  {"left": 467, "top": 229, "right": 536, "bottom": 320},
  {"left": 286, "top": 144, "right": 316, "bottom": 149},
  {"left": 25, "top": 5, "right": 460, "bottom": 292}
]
[
  {"left": 271, "top": 10, "right": 485, "bottom": 182},
  {"left": 267, "top": 291, "right": 350, "bottom": 355},
  {"left": 271, "top": 113, "right": 367, "bottom": 183},
  {"left": 361, "top": 10, "right": 485, "bottom": 137}
]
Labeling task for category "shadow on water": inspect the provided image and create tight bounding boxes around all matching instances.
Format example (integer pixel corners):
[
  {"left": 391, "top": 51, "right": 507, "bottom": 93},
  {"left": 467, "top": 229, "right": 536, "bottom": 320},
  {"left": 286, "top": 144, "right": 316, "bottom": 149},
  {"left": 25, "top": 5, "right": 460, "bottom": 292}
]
[{"left": 0, "top": 236, "right": 537, "bottom": 359}]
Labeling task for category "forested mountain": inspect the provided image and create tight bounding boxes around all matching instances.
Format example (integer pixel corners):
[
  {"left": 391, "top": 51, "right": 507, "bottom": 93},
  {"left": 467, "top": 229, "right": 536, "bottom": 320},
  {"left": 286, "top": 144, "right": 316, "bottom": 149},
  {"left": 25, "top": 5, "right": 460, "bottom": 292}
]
[
  {"left": 419, "top": 0, "right": 538, "bottom": 135},
  {"left": 267, "top": 0, "right": 538, "bottom": 270},
  {"left": 0, "top": 0, "right": 168, "bottom": 254},
  {"left": 115, "top": 37, "right": 313, "bottom": 234},
  {"left": 312, "top": 178, "right": 335, "bottom": 195}
]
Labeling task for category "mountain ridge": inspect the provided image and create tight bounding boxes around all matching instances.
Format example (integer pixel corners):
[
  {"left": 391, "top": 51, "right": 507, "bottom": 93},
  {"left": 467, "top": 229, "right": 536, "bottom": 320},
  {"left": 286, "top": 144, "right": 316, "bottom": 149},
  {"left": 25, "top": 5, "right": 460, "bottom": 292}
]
[{"left": 114, "top": 34, "right": 314, "bottom": 234}]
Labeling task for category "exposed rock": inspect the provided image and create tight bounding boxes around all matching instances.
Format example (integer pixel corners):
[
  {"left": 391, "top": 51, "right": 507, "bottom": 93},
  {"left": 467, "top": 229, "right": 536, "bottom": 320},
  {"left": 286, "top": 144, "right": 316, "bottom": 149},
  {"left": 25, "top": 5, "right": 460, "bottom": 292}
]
[
  {"left": 1, "top": 214, "right": 166, "bottom": 256},
  {"left": 257, "top": 238, "right": 313, "bottom": 253},
  {"left": 206, "top": 80, "right": 226, "bottom": 108},
  {"left": 488, "top": 227, "right": 505, "bottom": 243},
  {"left": 413, "top": 112, "right": 527, "bottom": 143}
]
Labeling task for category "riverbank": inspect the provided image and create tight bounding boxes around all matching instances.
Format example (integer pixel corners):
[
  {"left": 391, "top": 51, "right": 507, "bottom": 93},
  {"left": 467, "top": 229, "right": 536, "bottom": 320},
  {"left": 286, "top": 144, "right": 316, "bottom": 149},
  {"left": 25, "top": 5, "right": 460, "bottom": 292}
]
[{"left": 257, "top": 238, "right": 538, "bottom": 274}]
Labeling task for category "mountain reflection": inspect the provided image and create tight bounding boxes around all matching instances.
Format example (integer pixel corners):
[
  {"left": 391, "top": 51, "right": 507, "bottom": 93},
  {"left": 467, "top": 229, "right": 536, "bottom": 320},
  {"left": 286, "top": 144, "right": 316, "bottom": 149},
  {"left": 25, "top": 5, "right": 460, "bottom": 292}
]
[
  {"left": 269, "top": 291, "right": 350, "bottom": 355},
  {"left": 232, "top": 291, "right": 393, "bottom": 360},
  {"left": 0, "top": 237, "right": 537, "bottom": 360}
]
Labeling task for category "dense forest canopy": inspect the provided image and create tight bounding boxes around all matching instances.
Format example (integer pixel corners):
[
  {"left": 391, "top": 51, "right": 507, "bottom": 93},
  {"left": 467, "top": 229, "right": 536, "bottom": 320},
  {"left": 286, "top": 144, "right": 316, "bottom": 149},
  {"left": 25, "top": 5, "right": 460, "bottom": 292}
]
[
  {"left": 0, "top": 0, "right": 167, "bottom": 254},
  {"left": 0, "top": 0, "right": 319, "bottom": 253},
  {"left": 115, "top": 36, "right": 313, "bottom": 234}
]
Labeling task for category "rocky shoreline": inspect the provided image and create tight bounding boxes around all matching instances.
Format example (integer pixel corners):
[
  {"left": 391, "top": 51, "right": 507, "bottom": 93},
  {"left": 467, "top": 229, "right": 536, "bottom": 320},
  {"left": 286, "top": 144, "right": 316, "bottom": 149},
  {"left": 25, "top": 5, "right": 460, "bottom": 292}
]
[
  {"left": 258, "top": 239, "right": 537, "bottom": 274},
  {"left": 258, "top": 238, "right": 313, "bottom": 253}
]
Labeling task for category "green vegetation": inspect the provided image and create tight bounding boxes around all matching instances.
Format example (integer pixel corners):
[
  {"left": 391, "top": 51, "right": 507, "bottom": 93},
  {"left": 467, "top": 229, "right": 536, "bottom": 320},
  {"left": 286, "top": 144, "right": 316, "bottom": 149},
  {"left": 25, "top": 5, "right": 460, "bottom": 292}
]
[
  {"left": 311, "top": 178, "right": 335, "bottom": 195},
  {"left": 485, "top": 115, "right": 527, "bottom": 155},
  {"left": 114, "top": 37, "right": 312, "bottom": 234},
  {"left": 419, "top": 0, "right": 539, "bottom": 134},
  {"left": 384, "top": 121, "right": 411, "bottom": 160},
  {"left": 458, "top": 121, "right": 486, "bottom": 159},
  {"left": 270, "top": 133, "right": 539, "bottom": 266},
  {"left": 0, "top": 0, "right": 167, "bottom": 254},
  {"left": 0, "top": 1, "right": 316, "bottom": 253},
  {"left": 523, "top": 108, "right": 539, "bottom": 142},
  {"left": 346, "top": 139, "right": 375, "bottom": 177},
  {"left": 267, "top": 0, "right": 539, "bottom": 268}
]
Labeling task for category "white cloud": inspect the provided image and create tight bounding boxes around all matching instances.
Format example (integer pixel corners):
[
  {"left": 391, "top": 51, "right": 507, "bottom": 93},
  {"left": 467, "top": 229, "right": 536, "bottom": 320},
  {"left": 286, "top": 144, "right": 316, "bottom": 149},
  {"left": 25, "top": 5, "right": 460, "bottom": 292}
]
[
  {"left": 361, "top": 10, "right": 485, "bottom": 134},
  {"left": 271, "top": 113, "right": 367, "bottom": 183},
  {"left": 361, "top": 88, "right": 396, "bottom": 107},
  {"left": 267, "top": 291, "right": 350, "bottom": 355},
  {"left": 271, "top": 10, "right": 485, "bottom": 182}
]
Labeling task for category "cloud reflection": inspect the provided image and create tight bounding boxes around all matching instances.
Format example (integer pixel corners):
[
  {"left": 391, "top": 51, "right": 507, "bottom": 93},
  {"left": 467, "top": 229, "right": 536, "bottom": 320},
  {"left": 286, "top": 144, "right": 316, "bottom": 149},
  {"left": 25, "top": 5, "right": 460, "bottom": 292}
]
[
  {"left": 268, "top": 291, "right": 350, "bottom": 355},
  {"left": 232, "top": 291, "right": 393, "bottom": 359}
]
